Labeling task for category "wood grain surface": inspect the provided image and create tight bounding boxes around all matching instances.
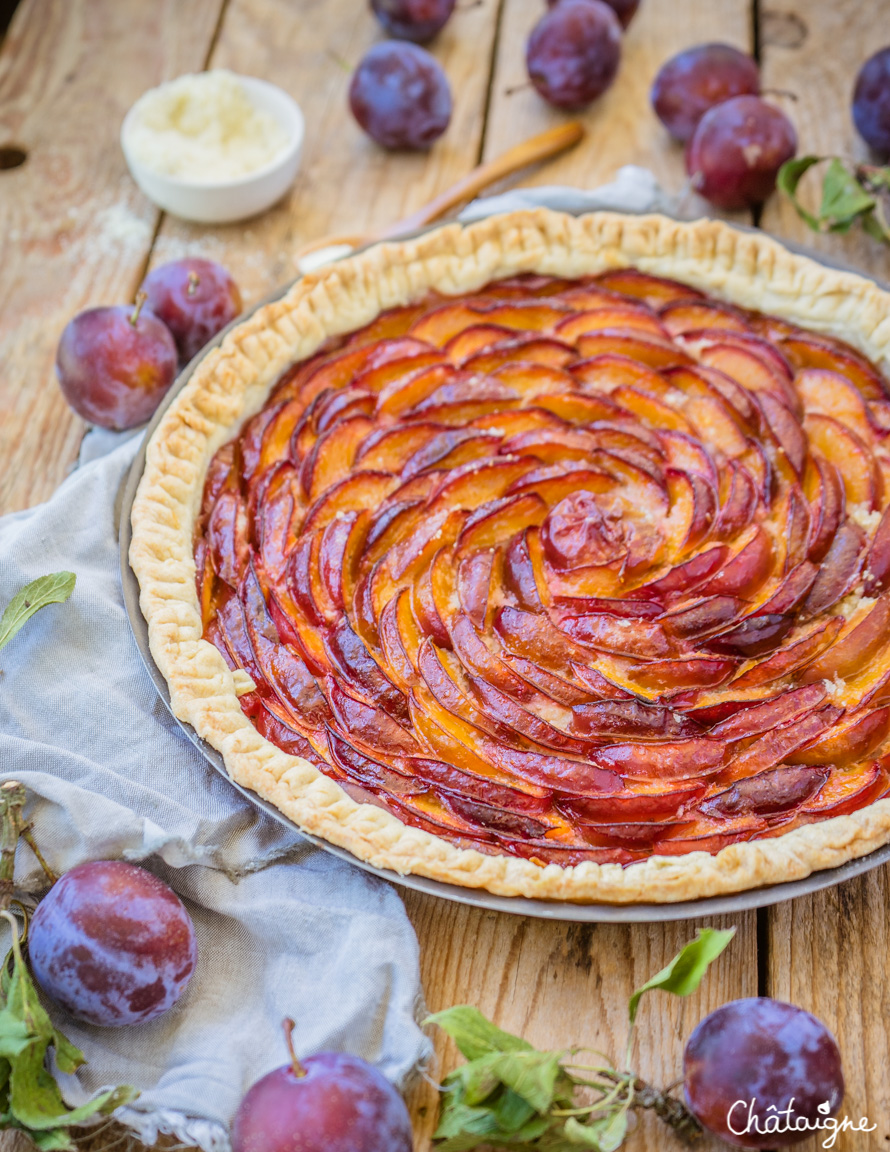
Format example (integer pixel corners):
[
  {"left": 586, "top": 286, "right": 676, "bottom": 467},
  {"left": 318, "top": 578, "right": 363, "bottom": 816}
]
[
  {"left": 759, "top": 3, "right": 890, "bottom": 1148},
  {"left": 0, "top": 0, "right": 226, "bottom": 514},
  {"left": 2, "top": 2, "right": 890, "bottom": 1151},
  {"left": 403, "top": 905, "right": 754, "bottom": 1151}
]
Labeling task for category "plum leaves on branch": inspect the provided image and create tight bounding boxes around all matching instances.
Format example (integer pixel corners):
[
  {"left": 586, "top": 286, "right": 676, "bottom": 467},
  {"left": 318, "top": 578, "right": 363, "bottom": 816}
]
[
  {"left": 779, "top": 155, "right": 890, "bottom": 243},
  {"left": 426, "top": 929, "right": 736, "bottom": 1150}
]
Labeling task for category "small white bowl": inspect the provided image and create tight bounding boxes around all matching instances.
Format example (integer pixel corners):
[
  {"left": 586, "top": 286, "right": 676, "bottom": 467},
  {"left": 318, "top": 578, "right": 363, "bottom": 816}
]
[{"left": 121, "top": 76, "right": 305, "bottom": 225}]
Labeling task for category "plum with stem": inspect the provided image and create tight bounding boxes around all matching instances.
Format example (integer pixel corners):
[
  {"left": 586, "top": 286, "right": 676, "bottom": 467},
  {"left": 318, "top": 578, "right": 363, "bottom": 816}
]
[
  {"left": 55, "top": 294, "right": 177, "bottom": 429},
  {"left": 231, "top": 1019, "right": 413, "bottom": 1152}
]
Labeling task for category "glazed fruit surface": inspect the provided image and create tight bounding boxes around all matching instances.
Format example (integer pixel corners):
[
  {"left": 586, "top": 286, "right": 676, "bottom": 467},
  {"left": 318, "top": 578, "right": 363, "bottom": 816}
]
[{"left": 195, "top": 268, "right": 890, "bottom": 867}]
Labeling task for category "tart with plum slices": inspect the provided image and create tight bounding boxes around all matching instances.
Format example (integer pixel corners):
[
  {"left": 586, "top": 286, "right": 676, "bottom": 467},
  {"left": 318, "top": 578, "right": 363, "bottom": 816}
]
[{"left": 131, "top": 210, "right": 890, "bottom": 902}]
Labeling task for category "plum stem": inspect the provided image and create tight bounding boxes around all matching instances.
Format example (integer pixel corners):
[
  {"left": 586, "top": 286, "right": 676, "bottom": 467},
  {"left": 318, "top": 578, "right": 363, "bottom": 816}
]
[
  {"left": 187, "top": 271, "right": 199, "bottom": 298},
  {"left": 0, "top": 782, "right": 26, "bottom": 913},
  {"left": 0, "top": 782, "right": 54, "bottom": 914},
  {"left": 0, "top": 910, "right": 23, "bottom": 967},
  {"left": 282, "top": 1018, "right": 307, "bottom": 1078},
  {"left": 130, "top": 291, "right": 148, "bottom": 327},
  {"left": 599, "top": 1069, "right": 702, "bottom": 1144},
  {"left": 761, "top": 87, "right": 799, "bottom": 102}
]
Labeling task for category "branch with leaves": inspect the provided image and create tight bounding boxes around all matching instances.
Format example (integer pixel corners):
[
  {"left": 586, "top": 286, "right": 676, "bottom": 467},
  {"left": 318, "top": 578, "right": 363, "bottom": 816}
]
[
  {"left": 778, "top": 155, "right": 890, "bottom": 244},
  {"left": 426, "top": 928, "right": 734, "bottom": 1151}
]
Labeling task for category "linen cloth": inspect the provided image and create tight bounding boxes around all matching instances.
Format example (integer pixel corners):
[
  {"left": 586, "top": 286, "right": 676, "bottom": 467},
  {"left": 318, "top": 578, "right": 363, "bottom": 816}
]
[
  {"left": 0, "top": 167, "right": 665, "bottom": 1152},
  {"left": 0, "top": 436, "right": 428, "bottom": 1152}
]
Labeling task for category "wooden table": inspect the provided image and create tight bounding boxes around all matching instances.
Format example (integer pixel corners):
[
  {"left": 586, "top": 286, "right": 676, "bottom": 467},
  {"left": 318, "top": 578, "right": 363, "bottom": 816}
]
[{"left": 2, "top": 2, "right": 889, "bottom": 1149}]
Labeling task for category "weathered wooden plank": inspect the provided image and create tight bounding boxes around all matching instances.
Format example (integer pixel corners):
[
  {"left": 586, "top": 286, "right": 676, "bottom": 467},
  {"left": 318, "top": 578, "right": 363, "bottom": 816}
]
[
  {"left": 760, "top": 5, "right": 890, "bottom": 1150},
  {"left": 149, "top": 0, "right": 503, "bottom": 308},
  {"left": 404, "top": 895, "right": 756, "bottom": 1151},
  {"left": 0, "top": 0, "right": 225, "bottom": 515}
]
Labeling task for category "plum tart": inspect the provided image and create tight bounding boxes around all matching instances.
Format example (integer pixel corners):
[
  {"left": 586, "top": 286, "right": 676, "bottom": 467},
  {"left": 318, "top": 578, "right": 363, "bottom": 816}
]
[{"left": 131, "top": 210, "right": 890, "bottom": 902}]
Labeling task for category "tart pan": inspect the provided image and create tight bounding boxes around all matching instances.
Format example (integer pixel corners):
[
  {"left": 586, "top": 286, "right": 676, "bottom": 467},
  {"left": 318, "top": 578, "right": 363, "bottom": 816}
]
[{"left": 119, "top": 215, "right": 890, "bottom": 922}]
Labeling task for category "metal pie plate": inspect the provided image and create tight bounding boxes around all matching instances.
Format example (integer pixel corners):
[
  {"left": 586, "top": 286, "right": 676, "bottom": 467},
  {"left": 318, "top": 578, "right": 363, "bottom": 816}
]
[{"left": 119, "top": 214, "right": 890, "bottom": 922}]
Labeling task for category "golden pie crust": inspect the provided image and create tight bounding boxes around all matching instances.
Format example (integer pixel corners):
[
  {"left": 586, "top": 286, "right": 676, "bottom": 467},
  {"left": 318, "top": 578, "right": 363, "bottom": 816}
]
[{"left": 130, "top": 209, "right": 890, "bottom": 903}]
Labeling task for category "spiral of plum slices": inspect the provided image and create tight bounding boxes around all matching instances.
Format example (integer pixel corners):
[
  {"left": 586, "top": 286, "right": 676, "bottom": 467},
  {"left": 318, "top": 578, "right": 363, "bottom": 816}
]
[{"left": 195, "top": 269, "right": 890, "bottom": 868}]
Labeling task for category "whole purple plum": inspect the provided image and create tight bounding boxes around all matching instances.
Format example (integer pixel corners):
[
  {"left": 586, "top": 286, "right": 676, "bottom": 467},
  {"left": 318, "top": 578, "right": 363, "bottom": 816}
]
[
  {"left": 526, "top": 0, "right": 622, "bottom": 111},
  {"left": 140, "top": 257, "right": 242, "bottom": 365},
  {"left": 55, "top": 302, "right": 177, "bottom": 430},
  {"left": 28, "top": 860, "right": 197, "bottom": 1027},
  {"left": 370, "top": 0, "right": 456, "bottom": 42},
  {"left": 232, "top": 1024, "right": 413, "bottom": 1152},
  {"left": 348, "top": 42, "right": 452, "bottom": 150},
  {"left": 853, "top": 47, "right": 890, "bottom": 156},
  {"left": 684, "top": 998, "right": 844, "bottom": 1148}
]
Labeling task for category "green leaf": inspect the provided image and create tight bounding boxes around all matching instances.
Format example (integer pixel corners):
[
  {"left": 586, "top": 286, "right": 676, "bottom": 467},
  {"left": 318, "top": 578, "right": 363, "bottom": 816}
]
[
  {"left": 427, "top": 1007, "right": 533, "bottom": 1061},
  {"left": 444, "top": 1049, "right": 564, "bottom": 1109},
  {"left": 503, "top": 1113, "right": 557, "bottom": 1143},
  {"left": 588, "top": 1110, "right": 628, "bottom": 1152},
  {"left": 819, "top": 158, "right": 876, "bottom": 228},
  {"left": 628, "top": 927, "right": 735, "bottom": 1024},
  {"left": 488, "top": 1050, "right": 565, "bottom": 1114},
  {"left": 28, "top": 1127, "right": 76, "bottom": 1152},
  {"left": 0, "top": 573, "right": 76, "bottom": 653},
  {"left": 445, "top": 1057, "right": 503, "bottom": 1107},
  {"left": 563, "top": 1117, "right": 605, "bottom": 1148},
  {"left": 0, "top": 1013, "right": 35, "bottom": 1061},
  {"left": 562, "top": 1109, "right": 628, "bottom": 1151},
  {"left": 777, "top": 155, "right": 826, "bottom": 231},
  {"left": 434, "top": 1096, "right": 503, "bottom": 1145},
  {"left": 48, "top": 1030, "right": 83, "bottom": 1078},
  {"left": 488, "top": 1082, "right": 540, "bottom": 1130}
]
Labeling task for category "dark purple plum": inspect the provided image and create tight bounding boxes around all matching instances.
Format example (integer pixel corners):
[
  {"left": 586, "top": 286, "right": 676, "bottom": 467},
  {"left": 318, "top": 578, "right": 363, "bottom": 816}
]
[
  {"left": 526, "top": 0, "right": 622, "bottom": 110},
  {"left": 853, "top": 47, "right": 890, "bottom": 156},
  {"left": 546, "top": 0, "right": 640, "bottom": 30},
  {"left": 55, "top": 300, "right": 177, "bottom": 429},
  {"left": 141, "top": 258, "right": 242, "bottom": 365},
  {"left": 349, "top": 42, "right": 452, "bottom": 150},
  {"left": 231, "top": 1021, "right": 413, "bottom": 1152},
  {"left": 370, "top": 0, "right": 456, "bottom": 42},
  {"left": 28, "top": 860, "right": 197, "bottom": 1027},
  {"left": 652, "top": 43, "right": 760, "bottom": 142},
  {"left": 686, "top": 95, "right": 797, "bottom": 209},
  {"left": 684, "top": 998, "right": 844, "bottom": 1148}
]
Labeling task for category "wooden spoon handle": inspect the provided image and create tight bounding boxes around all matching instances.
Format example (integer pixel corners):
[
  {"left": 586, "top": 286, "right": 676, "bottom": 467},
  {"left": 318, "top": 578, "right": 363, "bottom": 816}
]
[{"left": 375, "top": 120, "right": 585, "bottom": 240}]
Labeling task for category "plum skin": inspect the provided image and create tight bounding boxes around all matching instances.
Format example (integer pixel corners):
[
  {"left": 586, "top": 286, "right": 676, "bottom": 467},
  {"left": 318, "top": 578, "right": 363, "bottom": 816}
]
[
  {"left": 684, "top": 998, "right": 844, "bottom": 1148},
  {"left": 349, "top": 42, "right": 452, "bottom": 150},
  {"left": 56, "top": 305, "right": 177, "bottom": 430},
  {"left": 526, "top": 0, "right": 623, "bottom": 111},
  {"left": 546, "top": 0, "right": 639, "bottom": 30},
  {"left": 28, "top": 860, "right": 197, "bottom": 1027},
  {"left": 853, "top": 47, "right": 890, "bottom": 156},
  {"left": 141, "top": 258, "right": 242, "bottom": 365},
  {"left": 370, "top": 0, "right": 456, "bottom": 42},
  {"left": 686, "top": 95, "right": 797, "bottom": 210},
  {"left": 231, "top": 1052, "right": 413, "bottom": 1152}
]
